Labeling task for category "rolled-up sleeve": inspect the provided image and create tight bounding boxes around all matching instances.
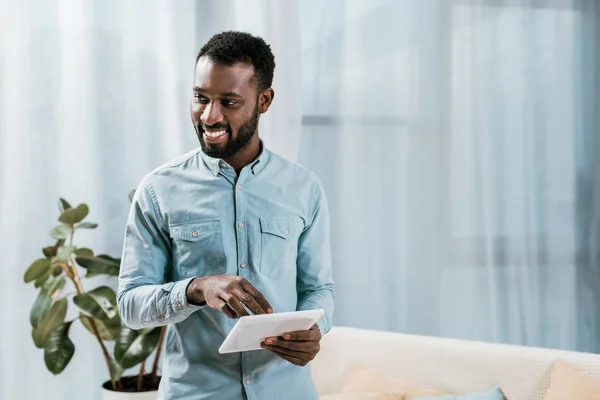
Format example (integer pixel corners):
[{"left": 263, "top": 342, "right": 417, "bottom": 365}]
[
  {"left": 117, "top": 177, "right": 203, "bottom": 330},
  {"left": 295, "top": 179, "right": 335, "bottom": 335}
]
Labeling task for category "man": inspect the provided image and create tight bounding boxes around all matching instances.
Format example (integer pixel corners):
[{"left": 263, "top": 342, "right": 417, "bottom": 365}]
[{"left": 117, "top": 31, "right": 334, "bottom": 400}]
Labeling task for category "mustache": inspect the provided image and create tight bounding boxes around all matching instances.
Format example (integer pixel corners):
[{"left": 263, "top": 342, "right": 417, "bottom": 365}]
[{"left": 199, "top": 123, "right": 230, "bottom": 132}]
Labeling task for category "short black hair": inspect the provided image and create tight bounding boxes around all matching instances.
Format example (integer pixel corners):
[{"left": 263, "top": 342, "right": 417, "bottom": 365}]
[{"left": 196, "top": 31, "right": 276, "bottom": 92}]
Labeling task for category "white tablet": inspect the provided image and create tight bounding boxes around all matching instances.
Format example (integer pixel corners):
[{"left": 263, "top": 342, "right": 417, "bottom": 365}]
[{"left": 218, "top": 309, "right": 324, "bottom": 354}]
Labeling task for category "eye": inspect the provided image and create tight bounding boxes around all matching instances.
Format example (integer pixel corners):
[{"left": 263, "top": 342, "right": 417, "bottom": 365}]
[
  {"left": 194, "top": 94, "right": 209, "bottom": 104},
  {"left": 222, "top": 100, "right": 237, "bottom": 107}
]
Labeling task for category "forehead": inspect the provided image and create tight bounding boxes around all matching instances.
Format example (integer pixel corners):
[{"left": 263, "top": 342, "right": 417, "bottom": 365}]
[{"left": 193, "top": 57, "right": 256, "bottom": 96}]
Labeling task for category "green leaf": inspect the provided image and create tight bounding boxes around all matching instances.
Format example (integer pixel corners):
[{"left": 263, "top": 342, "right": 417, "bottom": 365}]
[
  {"left": 44, "top": 320, "right": 75, "bottom": 374},
  {"left": 34, "top": 268, "right": 53, "bottom": 288},
  {"left": 58, "top": 198, "right": 72, "bottom": 213},
  {"left": 76, "top": 222, "right": 98, "bottom": 229},
  {"left": 115, "top": 326, "right": 162, "bottom": 369},
  {"left": 74, "top": 248, "right": 94, "bottom": 257},
  {"left": 52, "top": 265, "right": 63, "bottom": 277},
  {"left": 55, "top": 245, "right": 76, "bottom": 262},
  {"left": 76, "top": 255, "right": 120, "bottom": 277},
  {"left": 24, "top": 258, "right": 51, "bottom": 283},
  {"left": 109, "top": 354, "right": 124, "bottom": 383},
  {"left": 32, "top": 297, "right": 68, "bottom": 348},
  {"left": 80, "top": 313, "right": 121, "bottom": 341},
  {"left": 43, "top": 240, "right": 65, "bottom": 258},
  {"left": 50, "top": 225, "right": 71, "bottom": 240},
  {"left": 58, "top": 204, "right": 89, "bottom": 225},
  {"left": 30, "top": 278, "right": 66, "bottom": 328},
  {"left": 42, "top": 246, "right": 56, "bottom": 258},
  {"left": 73, "top": 286, "right": 117, "bottom": 320}
]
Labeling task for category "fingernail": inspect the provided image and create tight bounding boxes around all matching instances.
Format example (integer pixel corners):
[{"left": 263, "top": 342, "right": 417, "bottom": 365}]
[
  {"left": 267, "top": 308, "right": 273, "bottom": 313},
  {"left": 265, "top": 339, "right": 273, "bottom": 345},
  {"left": 284, "top": 334, "right": 291, "bottom": 340}
]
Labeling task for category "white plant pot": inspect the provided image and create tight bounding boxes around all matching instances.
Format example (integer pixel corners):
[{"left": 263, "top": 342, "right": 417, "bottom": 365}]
[
  {"left": 101, "top": 388, "right": 158, "bottom": 400},
  {"left": 101, "top": 378, "right": 158, "bottom": 400}
]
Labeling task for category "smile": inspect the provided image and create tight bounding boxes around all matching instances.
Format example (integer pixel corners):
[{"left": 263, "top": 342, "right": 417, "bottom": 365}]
[
  {"left": 204, "top": 130, "right": 227, "bottom": 138},
  {"left": 202, "top": 129, "right": 229, "bottom": 144}
]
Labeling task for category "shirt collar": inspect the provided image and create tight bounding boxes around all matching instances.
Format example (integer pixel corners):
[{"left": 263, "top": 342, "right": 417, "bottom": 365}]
[{"left": 200, "top": 140, "right": 270, "bottom": 176}]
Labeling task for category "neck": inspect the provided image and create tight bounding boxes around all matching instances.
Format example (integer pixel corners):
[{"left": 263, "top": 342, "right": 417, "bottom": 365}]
[{"left": 223, "top": 134, "right": 261, "bottom": 174}]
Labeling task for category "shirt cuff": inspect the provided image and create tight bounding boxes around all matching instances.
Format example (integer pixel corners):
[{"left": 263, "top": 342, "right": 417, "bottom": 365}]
[
  {"left": 316, "top": 316, "right": 328, "bottom": 336},
  {"left": 170, "top": 277, "right": 205, "bottom": 314}
]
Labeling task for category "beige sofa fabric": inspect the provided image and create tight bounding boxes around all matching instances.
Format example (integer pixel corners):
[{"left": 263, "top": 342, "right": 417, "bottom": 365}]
[
  {"left": 341, "top": 364, "right": 452, "bottom": 399},
  {"left": 544, "top": 359, "right": 600, "bottom": 400},
  {"left": 312, "top": 327, "right": 600, "bottom": 400},
  {"left": 320, "top": 394, "right": 406, "bottom": 400}
]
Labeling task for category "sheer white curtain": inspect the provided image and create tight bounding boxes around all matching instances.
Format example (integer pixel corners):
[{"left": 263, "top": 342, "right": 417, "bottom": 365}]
[
  {"left": 0, "top": 1, "right": 301, "bottom": 399},
  {"left": 298, "top": 0, "right": 600, "bottom": 353}
]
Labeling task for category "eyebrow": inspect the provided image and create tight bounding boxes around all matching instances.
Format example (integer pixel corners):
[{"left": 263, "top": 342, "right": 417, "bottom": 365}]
[{"left": 193, "top": 86, "right": 242, "bottom": 98}]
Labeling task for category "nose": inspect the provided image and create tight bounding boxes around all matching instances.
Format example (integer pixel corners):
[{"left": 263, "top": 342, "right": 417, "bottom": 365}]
[{"left": 200, "top": 102, "right": 224, "bottom": 127}]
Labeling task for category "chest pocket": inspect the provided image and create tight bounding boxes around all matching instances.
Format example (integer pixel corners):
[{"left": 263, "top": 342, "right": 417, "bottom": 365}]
[
  {"left": 169, "top": 218, "right": 226, "bottom": 278},
  {"left": 259, "top": 217, "right": 298, "bottom": 280}
]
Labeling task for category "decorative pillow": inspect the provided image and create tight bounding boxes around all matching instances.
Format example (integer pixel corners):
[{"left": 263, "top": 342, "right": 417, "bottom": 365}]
[
  {"left": 341, "top": 364, "right": 452, "bottom": 399},
  {"left": 320, "top": 394, "right": 406, "bottom": 400},
  {"left": 413, "top": 387, "right": 504, "bottom": 399},
  {"left": 544, "top": 359, "right": 600, "bottom": 400}
]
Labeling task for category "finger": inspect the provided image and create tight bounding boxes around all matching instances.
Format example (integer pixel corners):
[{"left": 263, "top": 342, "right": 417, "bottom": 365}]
[
  {"left": 262, "top": 345, "right": 311, "bottom": 366},
  {"left": 240, "top": 281, "right": 273, "bottom": 313},
  {"left": 215, "top": 300, "right": 237, "bottom": 319},
  {"left": 263, "top": 338, "right": 319, "bottom": 354},
  {"left": 221, "top": 293, "right": 248, "bottom": 317},
  {"left": 234, "top": 289, "right": 266, "bottom": 316},
  {"left": 281, "top": 325, "right": 321, "bottom": 341}
]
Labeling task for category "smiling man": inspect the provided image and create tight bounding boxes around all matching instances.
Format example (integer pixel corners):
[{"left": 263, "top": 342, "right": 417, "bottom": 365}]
[{"left": 117, "top": 31, "right": 335, "bottom": 400}]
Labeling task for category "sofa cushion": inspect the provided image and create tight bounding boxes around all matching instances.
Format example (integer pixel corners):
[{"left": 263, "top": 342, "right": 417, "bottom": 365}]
[
  {"left": 413, "top": 387, "right": 504, "bottom": 399},
  {"left": 320, "top": 394, "right": 406, "bottom": 400},
  {"left": 544, "top": 359, "right": 600, "bottom": 400},
  {"left": 341, "top": 364, "right": 452, "bottom": 399}
]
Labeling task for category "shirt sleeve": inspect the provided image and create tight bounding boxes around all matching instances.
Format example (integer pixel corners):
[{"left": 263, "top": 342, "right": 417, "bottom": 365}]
[
  {"left": 295, "top": 178, "right": 335, "bottom": 335},
  {"left": 117, "top": 177, "right": 204, "bottom": 330}
]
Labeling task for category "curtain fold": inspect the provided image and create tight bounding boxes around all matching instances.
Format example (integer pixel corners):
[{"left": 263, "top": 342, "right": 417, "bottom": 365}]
[
  {"left": 0, "top": 1, "right": 302, "bottom": 399},
  {"left": 298, "top": 0, "right": 600, "bottom": 352}
]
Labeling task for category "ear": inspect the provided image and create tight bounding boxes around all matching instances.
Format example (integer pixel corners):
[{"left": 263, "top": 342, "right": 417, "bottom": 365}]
[{"left": 258, "top": 88, "right": 275, "bottom": 114}]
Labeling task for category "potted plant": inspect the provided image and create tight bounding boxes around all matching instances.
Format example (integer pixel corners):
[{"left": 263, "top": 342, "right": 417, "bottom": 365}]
[{"left": 23, "top": 197, "right": 164, "bottom": 399}]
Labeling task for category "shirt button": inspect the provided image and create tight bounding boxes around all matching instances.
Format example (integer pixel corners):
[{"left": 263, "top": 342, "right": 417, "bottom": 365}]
[
  {"left": 237, "top": 184, "right": 242, "bottom": 190},
  {"left": 213, "top": 167, "right": 218, "bottom": 174},
  {"left": 177, "top": 303, "right": 183, "bottom": 309},
  {"left": 160, "top": 315, "right": 166, "bottom": 320},
  {"left": 191, "top": 231, "right": 198, "bottom": 238},
  {"left": 283, "top": 228, "right": 289, "bottom": 235},
  {"left": 220, "top": 162, "right": 227, "bottom": 168},
  {"left": 245, "top": 379, "right": 251, "bottom": 385},
  {"left": 238, "top": 222, "right": 244, "bottom": 228},
  {"left": 240, "top": 262, "right": 246, "bottom": 268}
]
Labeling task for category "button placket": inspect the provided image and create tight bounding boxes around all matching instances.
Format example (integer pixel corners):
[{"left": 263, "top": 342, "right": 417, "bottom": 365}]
[{"left": 235, "top": 171, "right": 252, "bottom": 387}]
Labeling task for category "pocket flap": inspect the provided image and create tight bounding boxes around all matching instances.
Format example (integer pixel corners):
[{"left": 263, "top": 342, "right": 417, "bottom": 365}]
[
  {"left": 259, "top": 218, "right": 290, "bottom": 239},
  {"left": 170, "top": 218, "right": 221, "bottom": 242}
]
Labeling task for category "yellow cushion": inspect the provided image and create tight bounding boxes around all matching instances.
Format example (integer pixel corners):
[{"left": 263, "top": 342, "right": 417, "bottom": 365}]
[
  {"left": 341, "top": 364, "right": 452, "bottom": 399},
  {"left": 544, "top": 359, "right": 600, "bottom": 400},
  {"left": 321, "top": 394, "right": 406, "bottom": 400}
]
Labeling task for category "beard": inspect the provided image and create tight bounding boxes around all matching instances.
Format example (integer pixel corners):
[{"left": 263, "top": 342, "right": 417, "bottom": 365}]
[{"left": 197, "top": 103, "right": 259, "bottom": 159}]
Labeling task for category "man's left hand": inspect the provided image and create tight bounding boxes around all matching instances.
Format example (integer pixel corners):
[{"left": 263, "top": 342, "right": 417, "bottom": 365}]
[{"left": 260, "top": 324, "right": 322, "bottom": 366}]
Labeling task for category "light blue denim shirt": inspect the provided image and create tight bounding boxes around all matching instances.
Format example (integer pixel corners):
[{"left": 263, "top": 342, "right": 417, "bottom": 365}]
[{"left": 117, "top": 144, "right": 334, "bottom": 400}]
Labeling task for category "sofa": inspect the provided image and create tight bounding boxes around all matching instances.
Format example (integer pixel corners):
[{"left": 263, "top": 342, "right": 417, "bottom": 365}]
[{"left": 311, "top": 326, "right": 600, "bottom": 399}]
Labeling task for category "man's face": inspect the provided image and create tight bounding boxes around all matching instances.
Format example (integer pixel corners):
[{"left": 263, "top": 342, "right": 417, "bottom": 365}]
[{"left": 191, "top": 57, "right": 261, "bottom": 159}]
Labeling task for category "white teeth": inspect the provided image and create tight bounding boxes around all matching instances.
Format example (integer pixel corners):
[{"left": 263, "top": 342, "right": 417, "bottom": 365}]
[{"left": 204, "top": 130, "right": 226, "bottom": 138}]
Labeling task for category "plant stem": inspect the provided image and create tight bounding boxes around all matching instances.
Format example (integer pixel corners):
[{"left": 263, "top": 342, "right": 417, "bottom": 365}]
[
  {"left": 67, "top": 255, "right": 119, "bottom": 390},
  {"left": 137, "top": 359, "right": 146, "bottom": 391},
  {"left": 57, "top": 262, "right": 74, "bottom": 279},
  {"left": 151, "top": 326, "right": 167, "bottom": 384}
]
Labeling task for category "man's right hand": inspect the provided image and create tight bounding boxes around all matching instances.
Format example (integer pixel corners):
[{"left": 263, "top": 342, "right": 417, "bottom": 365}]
[{"left": 186, "top": 275, "right": 273, "bottom": 318}]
